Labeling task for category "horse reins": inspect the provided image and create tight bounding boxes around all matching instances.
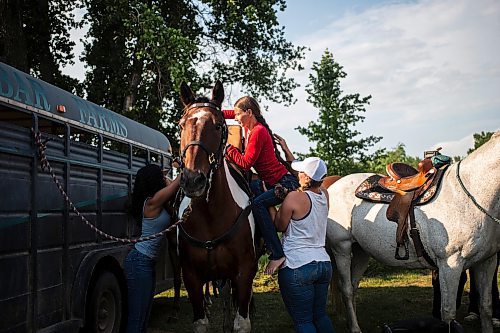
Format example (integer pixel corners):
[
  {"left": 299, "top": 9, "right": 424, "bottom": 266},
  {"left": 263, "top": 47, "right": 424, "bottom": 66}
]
[{"left": 456, "top": 159, "right": 500, "bottom": 223}]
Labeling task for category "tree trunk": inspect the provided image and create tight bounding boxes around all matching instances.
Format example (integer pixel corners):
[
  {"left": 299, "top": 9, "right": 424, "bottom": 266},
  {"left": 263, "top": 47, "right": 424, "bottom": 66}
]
[
  {"left": 123, "top": 57, "right": 143, "bottom": 114},
  {"left": 0, "top": 0, "right": 28, "bottom": 72}
]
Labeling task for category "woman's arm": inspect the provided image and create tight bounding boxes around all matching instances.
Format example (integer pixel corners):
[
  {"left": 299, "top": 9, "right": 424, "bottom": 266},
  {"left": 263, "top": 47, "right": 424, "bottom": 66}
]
[
  {"left": 144, "top": 175, "right": 181, "bottom": 218},
  {"left": 274, "top": 134, "right": 295, "bottom": 163},
  {"left": 225, "top": 126, "right": 264, "bottom": 170}
]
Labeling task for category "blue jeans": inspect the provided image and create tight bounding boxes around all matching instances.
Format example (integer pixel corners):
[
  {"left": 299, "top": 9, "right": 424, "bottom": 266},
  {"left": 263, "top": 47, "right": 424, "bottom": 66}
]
[
  {"left": 251, "top": 173, "right": 299, "bottom": 260},
  {"left": 124, "top": 248, "right": 156, "bottom": 333},
  {"left": 278, "top": 261, "right": 335, "bottom": 333}
]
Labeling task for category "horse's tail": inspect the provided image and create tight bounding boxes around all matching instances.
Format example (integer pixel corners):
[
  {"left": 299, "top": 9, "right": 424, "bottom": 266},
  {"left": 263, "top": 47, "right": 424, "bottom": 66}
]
[{"left": 329, "top": 258, "right": 344, "bottom": 318}]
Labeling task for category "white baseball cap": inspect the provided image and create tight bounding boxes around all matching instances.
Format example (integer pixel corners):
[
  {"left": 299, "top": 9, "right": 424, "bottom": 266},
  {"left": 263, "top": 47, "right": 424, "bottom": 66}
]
[{"left": 291, "top": 157, "right": 327, "bottom": 181}]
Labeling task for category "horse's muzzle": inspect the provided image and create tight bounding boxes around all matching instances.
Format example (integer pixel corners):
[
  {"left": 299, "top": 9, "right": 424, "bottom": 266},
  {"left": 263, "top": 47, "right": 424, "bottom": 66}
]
[{"left": 181, "top": 169, "right": 207, "bottom": 198}]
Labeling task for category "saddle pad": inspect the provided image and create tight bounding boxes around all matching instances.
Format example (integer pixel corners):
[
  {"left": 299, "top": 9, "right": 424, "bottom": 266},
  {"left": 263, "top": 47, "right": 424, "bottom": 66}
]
[
  {"left": 355, "top": 175, "right": 394, "bottom": 203},
  {"left": 355, "top": 166, "right": 449, "bottom": 205}
]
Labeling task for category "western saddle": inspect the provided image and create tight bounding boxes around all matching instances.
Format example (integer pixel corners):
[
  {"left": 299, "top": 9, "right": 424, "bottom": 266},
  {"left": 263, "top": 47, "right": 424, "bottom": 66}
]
[{"left": 377, "top": 148, "right": 449, "bottom": 263}]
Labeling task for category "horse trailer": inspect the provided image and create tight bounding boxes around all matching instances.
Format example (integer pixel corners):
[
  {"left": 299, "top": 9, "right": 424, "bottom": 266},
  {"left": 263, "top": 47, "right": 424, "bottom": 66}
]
[{"left": 0, "top": 62, "right": 175, "bottom": 333}]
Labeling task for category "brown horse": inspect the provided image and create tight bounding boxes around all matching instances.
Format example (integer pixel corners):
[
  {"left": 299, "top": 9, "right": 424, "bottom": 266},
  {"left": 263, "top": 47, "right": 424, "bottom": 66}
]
[{"left": 177, "top": 80, "right": 257, "bottom": 333}]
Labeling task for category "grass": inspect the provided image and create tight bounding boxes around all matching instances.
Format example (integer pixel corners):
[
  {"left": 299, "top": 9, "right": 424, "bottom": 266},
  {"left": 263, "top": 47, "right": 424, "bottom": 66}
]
[{"left": 149, "top": 259, "right": 490, "bottom": 332}]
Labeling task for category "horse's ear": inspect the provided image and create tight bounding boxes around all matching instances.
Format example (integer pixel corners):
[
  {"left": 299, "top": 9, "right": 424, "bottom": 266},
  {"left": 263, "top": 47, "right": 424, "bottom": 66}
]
[
  {"left": 211, "top": 80, "right": 224, "bottom": 107},
  {"left": 180, "top": 81, "right": 195, "bottom": 107}
]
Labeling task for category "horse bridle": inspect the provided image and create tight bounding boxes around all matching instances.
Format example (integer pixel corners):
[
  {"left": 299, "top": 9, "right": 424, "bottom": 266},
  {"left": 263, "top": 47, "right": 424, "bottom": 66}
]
[{"left": 179, "top": 102, "right": 228, "bottom": 180}]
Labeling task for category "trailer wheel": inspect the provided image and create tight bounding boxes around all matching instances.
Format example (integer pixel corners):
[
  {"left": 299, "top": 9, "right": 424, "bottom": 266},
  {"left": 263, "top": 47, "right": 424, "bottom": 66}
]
[{"left": 86, "top": 271, "right": 123, "bottom": 333}]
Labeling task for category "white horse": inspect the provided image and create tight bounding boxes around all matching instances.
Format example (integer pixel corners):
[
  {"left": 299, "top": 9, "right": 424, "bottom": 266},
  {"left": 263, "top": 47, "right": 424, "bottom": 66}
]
[{"left": 326, "top": 131, "right": 500, "bottom": 332}]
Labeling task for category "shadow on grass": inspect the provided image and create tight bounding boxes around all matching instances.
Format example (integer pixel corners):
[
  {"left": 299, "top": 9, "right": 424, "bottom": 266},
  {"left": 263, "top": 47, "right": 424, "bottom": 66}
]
[{"left": 148, "top": 285, "right": 485, "bottom": 333}]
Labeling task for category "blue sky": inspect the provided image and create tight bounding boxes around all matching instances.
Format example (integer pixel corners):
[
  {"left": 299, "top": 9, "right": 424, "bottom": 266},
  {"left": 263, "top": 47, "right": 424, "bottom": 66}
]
[
  {"left": 266, "top": 0, "right": 500, "bottom": 158},
  {"left": 64, "top": 0, "right": 500, "bottom": 158}
]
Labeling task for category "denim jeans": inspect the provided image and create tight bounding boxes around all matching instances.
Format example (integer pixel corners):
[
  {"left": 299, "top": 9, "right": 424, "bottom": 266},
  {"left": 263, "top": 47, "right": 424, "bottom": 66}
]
[
  {"left": 278, "top": 261, "right": 335, "bottom": 333},
  {"left": 124, "top": 248, "right": 156, "bottom": 333},
  {"left": 251, "top": 173, "right": 299, "bottom": 260}
]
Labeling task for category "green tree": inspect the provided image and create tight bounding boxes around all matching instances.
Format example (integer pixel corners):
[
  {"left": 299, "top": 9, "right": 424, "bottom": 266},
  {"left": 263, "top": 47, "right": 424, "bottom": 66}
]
[
  {"left": 0, "top": 0, "right": 81, "bottom": 93},
  {"left": 364, "top": 143, "right": 420, "bottom": 174},
  {"left": 467, "top": 131, "right": 494, "bottom": 154},
  {"left": 82, "top": 0, "right": 306, "bottom": 150},
  {"left": 296, "top": 50, "right": 382, "bottom": 176}
]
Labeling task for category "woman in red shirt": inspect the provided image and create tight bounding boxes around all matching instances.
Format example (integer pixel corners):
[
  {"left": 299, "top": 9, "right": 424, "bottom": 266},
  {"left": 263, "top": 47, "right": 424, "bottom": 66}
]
[{"left": 224, "top": 96, "right": 299, "bottom": 274}]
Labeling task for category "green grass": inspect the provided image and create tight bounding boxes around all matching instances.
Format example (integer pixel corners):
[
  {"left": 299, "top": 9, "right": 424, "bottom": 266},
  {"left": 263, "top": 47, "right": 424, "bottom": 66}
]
[{"left": 149, "top": 260, "right": 490, "bottom": 332}]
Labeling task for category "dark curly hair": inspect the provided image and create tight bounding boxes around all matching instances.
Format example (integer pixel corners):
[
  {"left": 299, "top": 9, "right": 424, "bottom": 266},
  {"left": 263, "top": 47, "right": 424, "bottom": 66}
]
[{"left": 130, "top": 164, "right": 165, "bottom": 224}]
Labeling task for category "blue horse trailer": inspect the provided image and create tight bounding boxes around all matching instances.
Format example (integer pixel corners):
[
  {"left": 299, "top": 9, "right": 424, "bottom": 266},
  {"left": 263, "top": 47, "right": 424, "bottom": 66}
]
[{"left": 0, "top": 62, "right": 175, "bottom": 333}]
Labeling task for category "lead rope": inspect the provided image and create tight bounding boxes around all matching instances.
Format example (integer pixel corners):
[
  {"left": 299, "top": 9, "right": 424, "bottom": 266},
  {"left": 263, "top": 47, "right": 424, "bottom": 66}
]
[
  {"left": 456, "top": 159, "right": 500, "bottom": 223},
  {"left": 32, "top": 128, "right": 185, "bottom": 243}
]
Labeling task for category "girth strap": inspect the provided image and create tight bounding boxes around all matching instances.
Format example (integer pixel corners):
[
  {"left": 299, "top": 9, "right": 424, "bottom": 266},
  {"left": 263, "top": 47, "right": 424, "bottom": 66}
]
[
  {"left": 408, "top": 205, "right": 436, "bottom": 268},
  {"left": 178, "top": 205, "right": 252, "bottom": 251}
]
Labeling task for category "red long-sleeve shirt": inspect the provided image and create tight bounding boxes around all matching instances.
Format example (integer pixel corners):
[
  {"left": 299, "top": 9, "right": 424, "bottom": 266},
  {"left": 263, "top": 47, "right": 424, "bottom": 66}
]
[{"left": 223, "top": 110, "right": 288, "bottom": 186}]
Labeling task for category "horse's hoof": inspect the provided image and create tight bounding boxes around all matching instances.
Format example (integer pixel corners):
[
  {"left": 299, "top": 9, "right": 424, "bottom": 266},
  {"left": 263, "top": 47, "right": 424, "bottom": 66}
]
[
  {"left": 193, "top": 317, "right": 209, "bottom": 333},
  {"left": 233, "top": 314, "right": 251, "bottom": 333}
]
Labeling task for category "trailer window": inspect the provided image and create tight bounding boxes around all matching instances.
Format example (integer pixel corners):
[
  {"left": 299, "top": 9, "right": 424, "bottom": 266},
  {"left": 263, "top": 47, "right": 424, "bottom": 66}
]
[
  {"left": 0, "top": 106, "right": 32, "bottom": 129},
  {"left": 70, "top": 127, "right": 99, "bottom": 147}
]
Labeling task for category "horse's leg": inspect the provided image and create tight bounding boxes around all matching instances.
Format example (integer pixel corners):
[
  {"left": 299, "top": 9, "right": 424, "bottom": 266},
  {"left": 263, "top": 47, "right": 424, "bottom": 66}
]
[
  {"left": 183, "top": 271, "right": 209, "bottom": 333},
  {"left": 436, "top": 256, "right": 465, "bottom": 330},
  {"left": 431, "top": 269, "right": 468, "bottom": 319},
  {"left": 332, "top": 241, "right": 363, "bottom": 333},
  {"left": 232, "top": 269, "right": 255, "bottom": 333},
  {"left": 220, "top": 280, "right": 234, "bottom": 333},
  {"left": 204, "top": 282, "right": 212, "bottom": 306},
  {"left": 351, "top": 243, "right": 370, "bottom": 300},
  {"left": 471, "top": 254, "right": 497, "bottom": 333},
  {"left": 167, "top": 237, "right": 182, "bottom": 320}
]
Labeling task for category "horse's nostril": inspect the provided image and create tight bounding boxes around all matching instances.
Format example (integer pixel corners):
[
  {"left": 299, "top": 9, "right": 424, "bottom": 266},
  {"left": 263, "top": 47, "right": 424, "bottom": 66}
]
[
  {"left": 181, "top": 169, "right": 207, "bottom": 193},
  {"left": 193, "top": 172, "right": 206, "bottom": 187}
]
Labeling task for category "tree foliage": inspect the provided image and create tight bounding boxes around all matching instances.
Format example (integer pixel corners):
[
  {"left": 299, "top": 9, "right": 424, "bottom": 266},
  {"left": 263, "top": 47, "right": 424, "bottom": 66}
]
[
  {"left": 363, "top": 144, "right": 420, "bottom": 175},
  {"left": 82, "top": 0, "right": 306, "bottom": 150},
  {"left": 1, "top": 0, "right": 305, "bottom": 152},
  {"left": 0, "top": 0, "right": 81, "bottom": 93},
  {"left": 297, "top": 50, "right": 382, "bottom": 176},
  {"left": 467, "top": 131, "right": 494, "bottom": 155}
]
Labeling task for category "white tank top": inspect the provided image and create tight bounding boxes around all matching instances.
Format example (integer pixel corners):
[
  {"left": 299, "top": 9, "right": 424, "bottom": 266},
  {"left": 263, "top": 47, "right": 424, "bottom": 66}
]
[{"left": 282, "top": 190, "right": 331, "bottom": 269}]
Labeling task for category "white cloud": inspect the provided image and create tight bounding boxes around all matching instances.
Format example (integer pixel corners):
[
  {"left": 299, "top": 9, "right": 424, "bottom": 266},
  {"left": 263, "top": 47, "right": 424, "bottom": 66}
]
[
  {"left": 61, "top": 1, "right": 500, "bottom": 159},
  {"left": 264, "top": 0, "right": 500, "bottom": 158}
]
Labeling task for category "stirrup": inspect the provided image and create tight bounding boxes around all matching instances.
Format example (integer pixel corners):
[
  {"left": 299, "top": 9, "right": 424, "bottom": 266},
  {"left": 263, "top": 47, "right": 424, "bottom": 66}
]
[{"left": 395, "top": 241, "right": 409, "bottom": 260}]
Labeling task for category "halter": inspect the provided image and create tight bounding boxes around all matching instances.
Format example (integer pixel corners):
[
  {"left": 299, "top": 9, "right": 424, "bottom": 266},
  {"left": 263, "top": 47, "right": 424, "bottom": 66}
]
[{"left": 179, "top": 102, "right": 228, "bottom": 181}]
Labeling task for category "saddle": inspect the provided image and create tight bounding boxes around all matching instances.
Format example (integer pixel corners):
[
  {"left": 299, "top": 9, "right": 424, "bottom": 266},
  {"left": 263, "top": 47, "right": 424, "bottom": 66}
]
[
  {"left": 355, "top": 150, "right": 451, "bottom": 263},
  {"left": 379, "top": 159, "right": 435, "bottom": 195}
]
